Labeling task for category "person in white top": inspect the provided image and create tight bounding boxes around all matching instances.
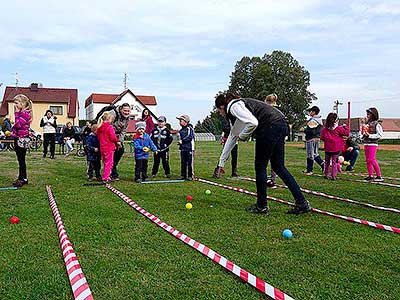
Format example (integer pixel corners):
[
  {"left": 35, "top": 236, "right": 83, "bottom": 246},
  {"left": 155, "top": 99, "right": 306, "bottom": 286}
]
[
  {"left": 214, "top": 92, "right": 311, "bottom": 215},
  {"left": 40, "top": 110, "right": 57, "bottom": 159}
]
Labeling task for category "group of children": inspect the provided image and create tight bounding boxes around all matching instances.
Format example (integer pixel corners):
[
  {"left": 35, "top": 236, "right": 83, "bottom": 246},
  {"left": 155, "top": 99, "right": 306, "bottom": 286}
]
[
  {"left": 7, "top": 92, "right": 384, "bottom": 187},
  {"left": 304, "top": 106, "right": 383, "bottom": 181},
  {"left": 84, "top": 111, "right": 195, "bottom": 183}
]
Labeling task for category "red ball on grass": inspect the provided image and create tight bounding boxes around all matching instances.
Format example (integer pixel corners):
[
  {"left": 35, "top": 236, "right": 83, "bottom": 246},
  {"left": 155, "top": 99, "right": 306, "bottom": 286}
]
[
  {"left": 186, "top": 195, "right": 193, "bottom": 201},
  {"left": 10, "top": 216, "right": 20, "bottom": 224}
]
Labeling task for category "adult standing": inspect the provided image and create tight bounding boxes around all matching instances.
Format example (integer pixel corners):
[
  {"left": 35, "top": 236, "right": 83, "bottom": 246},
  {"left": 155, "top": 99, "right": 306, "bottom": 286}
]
[
  {"left": 110, "top": 103, "right": 131, "bottom": 181},
  {"left": 40, "top": 110, "right": 57, "bottom": 159},
  {"left": 214, "top": 92, "right": 311, "bottom": 215},
  {"left": 141, "top": 108, "right": 154, "bottom": 135}
]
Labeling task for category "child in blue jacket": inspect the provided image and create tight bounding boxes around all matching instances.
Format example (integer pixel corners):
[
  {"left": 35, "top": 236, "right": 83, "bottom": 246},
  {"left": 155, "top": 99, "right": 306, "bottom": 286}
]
[
  {"left": 133, "top": 121, "right": 158, "bottom": 182},
  {"left": 84, "top": 124, "right": 102, "bottom": 181}
]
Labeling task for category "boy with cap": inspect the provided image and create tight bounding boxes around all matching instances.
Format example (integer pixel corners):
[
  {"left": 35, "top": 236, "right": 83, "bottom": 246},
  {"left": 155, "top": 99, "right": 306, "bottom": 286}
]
[
  {"left": 177, "top": 114, "right": 195, "bottom": 180},
  {"left": 303, "top": 106, "right": 324, "bottom": 175},
  {"left": 151, "top": 116, "right": 173, "bottom": 178},
  {"left": 133, "top": 121, "right": 158, "bottom": 183}
]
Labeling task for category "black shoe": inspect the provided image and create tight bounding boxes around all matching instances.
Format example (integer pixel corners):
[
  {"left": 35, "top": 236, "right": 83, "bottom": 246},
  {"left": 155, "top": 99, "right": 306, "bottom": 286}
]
[
  {"left": 88, "top": 178, "right": 93, "bottom": 182},
  {"left": 287, "top": 202, "right": 312, "bottom": 215},
  {"left": 187, "top": 177, "right": 193, "bottom": 181},
  {"left": 134, "top": 178, "right": 142, "bottom": 183},
  {"left": 110, "top": 176, "right": 120, "bottom": 181},
  {"left": 43, "top": 153, "right": 47, "bottom": 158},
  {"left": 50, "top": 155, "right": 55, "bottom": 159},
  {"left": 246, "top": 204, "right": 269, "bottom": 215},
  {"left": 364, "top": 176, "right": 374, "bottom": 181},
  {"left": 345, "top": 166, "right": 353, "bottom": 172},
  {"left": 102, "top": 179, "right": 112, "bottom": 184},
  {"left": 165, "top": 174, "right": 171, "bottom": 178},
  {"left": 13, "top": 179, "right": 28, "bottom": 188},
  {"left": 374, "top": 176, "right": 384, "bottom": 182},
  {"left": 177, "top": 176, "right": 186, "bottom": 180}
]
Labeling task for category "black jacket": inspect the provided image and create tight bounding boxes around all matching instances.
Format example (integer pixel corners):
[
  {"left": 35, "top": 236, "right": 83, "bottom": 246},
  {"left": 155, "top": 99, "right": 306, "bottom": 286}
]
[{"left": 151, "top": 126, "right": 173, "bottom": 151}]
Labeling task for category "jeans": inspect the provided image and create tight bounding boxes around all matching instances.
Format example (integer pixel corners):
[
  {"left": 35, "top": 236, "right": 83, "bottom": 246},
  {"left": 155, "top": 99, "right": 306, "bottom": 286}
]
[
  {"left": 87, "top": 160, "right": 101, "bottom": 179},
  {"left": 43, "top": 133, "right": 56, "bottom": 157},
  {"left": 255, "top": 120, "right": 306, "bottom": 208},
  {"left": 344, "top": 149, "right": 359, "bottom": 170},
  {"left": 111, "top": 145, "right": 125, "bottom": 179}
]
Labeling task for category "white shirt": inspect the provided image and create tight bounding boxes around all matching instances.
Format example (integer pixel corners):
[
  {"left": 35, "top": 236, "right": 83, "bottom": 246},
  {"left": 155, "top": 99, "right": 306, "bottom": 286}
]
[{"left": 218, "top": 100, "right": 258, "bottom": 167}]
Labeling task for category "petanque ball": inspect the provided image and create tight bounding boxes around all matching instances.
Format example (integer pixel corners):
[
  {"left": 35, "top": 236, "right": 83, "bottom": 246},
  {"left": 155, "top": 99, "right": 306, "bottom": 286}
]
[
  {"left": 10, "top": 216, "right": 20, "bottom": 224},
  {"left": 282, "top": 229, "right": 293, "bottom": 239},
  {"left": 205, "top": 189, "right": 211, "bottom": 195},
  {"left": 185, "top": 203, "right": 193, "bottom": 209},
  {"left": 186, "top": 195, "right": 193, "bottom": 201}
]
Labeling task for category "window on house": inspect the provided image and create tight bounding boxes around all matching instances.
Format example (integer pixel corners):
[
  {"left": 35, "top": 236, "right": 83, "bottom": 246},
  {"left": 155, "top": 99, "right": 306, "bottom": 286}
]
[{"left": 49, "top": 106, "right": 63, "bottom": 115}]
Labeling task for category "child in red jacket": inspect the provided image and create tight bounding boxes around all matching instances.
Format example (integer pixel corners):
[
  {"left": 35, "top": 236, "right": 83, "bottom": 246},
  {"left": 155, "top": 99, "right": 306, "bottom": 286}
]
[
  {"left": 320, "top": 112, "right": 349, "bottom": 180},
  {"left": 96, "top": 111, "right": 119, "bottom": 182}
]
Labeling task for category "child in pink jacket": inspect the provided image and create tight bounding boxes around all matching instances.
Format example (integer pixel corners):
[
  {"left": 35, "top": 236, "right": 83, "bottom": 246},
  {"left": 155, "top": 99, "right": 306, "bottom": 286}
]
[
  {"left": 11, "top": 94, "right": 33, "bottom": 187},
  {"left": 96, "top": 111, "right": 119, "bottom": 182},
  {"left": 320, "top": 112, "right": 349, "bottom": 180}
]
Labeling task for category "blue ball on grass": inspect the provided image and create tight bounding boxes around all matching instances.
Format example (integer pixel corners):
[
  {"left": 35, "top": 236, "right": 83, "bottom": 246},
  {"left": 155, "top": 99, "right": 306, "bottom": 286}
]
[{"left": 282, "top": 229, "right": 293, "bottom": 239}]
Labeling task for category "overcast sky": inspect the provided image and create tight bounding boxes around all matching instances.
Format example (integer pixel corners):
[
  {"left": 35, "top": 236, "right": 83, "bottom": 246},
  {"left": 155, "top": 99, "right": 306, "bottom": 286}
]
[{"left": 1, "top": 0, "right": 399, "bottom": 128}]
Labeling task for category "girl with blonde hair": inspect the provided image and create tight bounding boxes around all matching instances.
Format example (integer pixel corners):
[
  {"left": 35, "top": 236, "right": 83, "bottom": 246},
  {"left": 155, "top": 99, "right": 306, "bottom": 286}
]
[
  {"left": 96, "top": 111, "right": 119, "bottom": 182},
  {"left": 11, "top": 94, "right": 33, "bottom": 187}
]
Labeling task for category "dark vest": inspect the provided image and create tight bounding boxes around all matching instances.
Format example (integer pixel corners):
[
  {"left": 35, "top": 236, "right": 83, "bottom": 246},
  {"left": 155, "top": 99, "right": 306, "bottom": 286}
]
[
  {"left": 363, "top": 120, "right": 381, "bottom": 144},
  {"left": 227, "top": 98, "right": 286, "bottom": 138}
]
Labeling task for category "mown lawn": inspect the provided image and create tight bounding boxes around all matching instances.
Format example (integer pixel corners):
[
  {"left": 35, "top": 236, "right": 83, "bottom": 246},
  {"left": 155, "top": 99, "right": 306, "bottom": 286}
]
[{"left": 0, "top": 142, "right": 399, "bottom": 300}]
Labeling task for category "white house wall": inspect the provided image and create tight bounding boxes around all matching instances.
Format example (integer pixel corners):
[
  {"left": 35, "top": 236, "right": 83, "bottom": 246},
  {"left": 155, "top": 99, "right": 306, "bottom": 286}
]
[{"left": 114, "top": 93, "right": 157, "bottom": 120}]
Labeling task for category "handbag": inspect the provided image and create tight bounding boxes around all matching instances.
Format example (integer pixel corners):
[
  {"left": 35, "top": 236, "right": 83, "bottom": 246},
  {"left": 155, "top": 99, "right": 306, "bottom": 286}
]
[{"left": 17, "top": 137, "right": 30, "bottom": 149}]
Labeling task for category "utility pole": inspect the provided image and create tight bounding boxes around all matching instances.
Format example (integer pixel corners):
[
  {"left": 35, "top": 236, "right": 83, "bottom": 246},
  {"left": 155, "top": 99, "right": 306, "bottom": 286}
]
[
  {"left": 333, "top": 99, "right": 343, "bottom": 115},
  {"left": 123, "top": 73, "right": 128, "bottom": 90},
  {"left": 15, "top": 72, "right": 19, "bottom": 88}
]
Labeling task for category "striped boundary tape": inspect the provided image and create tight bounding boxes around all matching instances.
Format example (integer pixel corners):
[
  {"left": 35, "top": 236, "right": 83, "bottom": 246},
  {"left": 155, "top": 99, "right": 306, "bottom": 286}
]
[
  {"left": 46, "top": 186, "right": 94, "bottom": 300},
  {"left": 195, "top": 178, "right": 400, "bottom": 235},
  {"left": 241, "top": 176, "right": 400, "bottom": 214},
  {"left": 343, "top": 172, "right": 400, "bottom": 181},
  {"left": 313, "top": 174, "right": 400, "bottom": 188},
  {"left": 105, "top": 184, "right": 295, "bottom": 300}
]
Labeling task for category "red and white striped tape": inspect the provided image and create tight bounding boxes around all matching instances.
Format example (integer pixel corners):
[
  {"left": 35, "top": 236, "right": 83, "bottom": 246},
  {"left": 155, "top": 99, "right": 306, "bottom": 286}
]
[
  {"left": 105, "top": 184, "right": 294, "bottom": 300},
  {"left": 195, "top": 178, "right": 400, "bottom": 235},
  {"left": 241, "top": 176, "right": 400, "bottom": 214},
  {"left": 46, "top": 186, "right": 94, "bottom": 300},
  {"left": 313, "top": 174, "right": 400, "bottom": 188},
  {"left": 343, "top": 172, "right": 400, "bottom": 181}
]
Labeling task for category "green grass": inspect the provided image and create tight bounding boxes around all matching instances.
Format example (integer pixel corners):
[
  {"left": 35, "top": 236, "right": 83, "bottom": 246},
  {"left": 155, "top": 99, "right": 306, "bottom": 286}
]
[{"left": 0, "top": 142, "right": 399, "bottom": 300}]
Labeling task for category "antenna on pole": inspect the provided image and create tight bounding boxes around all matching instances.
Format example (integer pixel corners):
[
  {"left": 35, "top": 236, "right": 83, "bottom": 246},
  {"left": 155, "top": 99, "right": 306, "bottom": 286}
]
[
  {"left": 15, "top": 72, "right": 19, "bottom": 88},
  {"left": 123, "top": 73, "right": 128, "bottom": 90},
  {"left": 333, "top": 99, "right": 343, "bottom": 115}
]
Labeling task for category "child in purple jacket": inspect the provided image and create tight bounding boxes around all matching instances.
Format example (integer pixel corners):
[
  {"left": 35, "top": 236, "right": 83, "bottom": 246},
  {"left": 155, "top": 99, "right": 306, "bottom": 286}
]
[
  {"left": 11, "top": 94, "right": 33, "bottom": 187},
  {"left": 320, "top": 112, "right": 349, "bottom": 180}
]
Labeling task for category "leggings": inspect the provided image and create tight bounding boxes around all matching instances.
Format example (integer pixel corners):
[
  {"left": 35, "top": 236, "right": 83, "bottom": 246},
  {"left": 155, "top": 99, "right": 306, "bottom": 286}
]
[{"left": 364, "top": 145, "right": 381, "bottom": 176}]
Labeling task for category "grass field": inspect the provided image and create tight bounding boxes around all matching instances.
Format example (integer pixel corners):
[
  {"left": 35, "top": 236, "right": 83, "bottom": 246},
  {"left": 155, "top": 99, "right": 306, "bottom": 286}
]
[{"left": 0, "top": 142, "right": 399, "bottom": 300}]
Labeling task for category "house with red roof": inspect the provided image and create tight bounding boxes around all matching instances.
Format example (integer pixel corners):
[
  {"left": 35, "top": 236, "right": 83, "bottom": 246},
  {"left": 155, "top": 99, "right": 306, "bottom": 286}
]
[
  {"left": 0, "top": 83, "right": 79, "bottom": 133},
  {"left": 85, "top": 89, "right": 157, "bottom": 120}
]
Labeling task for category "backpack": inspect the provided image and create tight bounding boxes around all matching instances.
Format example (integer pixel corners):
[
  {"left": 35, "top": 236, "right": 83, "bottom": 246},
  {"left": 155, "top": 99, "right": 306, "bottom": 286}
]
[{"left": 95, "top": 105, "right": 119, "bottom": 122}]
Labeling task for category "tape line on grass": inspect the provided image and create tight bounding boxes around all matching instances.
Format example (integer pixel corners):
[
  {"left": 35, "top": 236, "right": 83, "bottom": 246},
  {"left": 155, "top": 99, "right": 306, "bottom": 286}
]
[
  {"left": 105, "top": 184, "right": 294, "bottom": 300},
  {"left": 196, "top": 178, "right": 400, "bottom": 235},
  {"left": 46, "top": 186, "right": 94, "bottom": 300},
  {"left": 241, "top": 176, "right": 400, "bottom": 214}
]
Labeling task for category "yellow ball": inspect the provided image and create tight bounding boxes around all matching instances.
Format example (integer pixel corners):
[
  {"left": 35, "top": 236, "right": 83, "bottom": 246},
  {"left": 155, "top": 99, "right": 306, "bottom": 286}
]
[
  {"left": 5, "top": 130, "right": 11, "bottom": 136},
  {"left": 185, "top": 203, "right": 193, "bottom": 210},
  {"left": 143, "top": 147, "right": 149, "bottom": 152}
]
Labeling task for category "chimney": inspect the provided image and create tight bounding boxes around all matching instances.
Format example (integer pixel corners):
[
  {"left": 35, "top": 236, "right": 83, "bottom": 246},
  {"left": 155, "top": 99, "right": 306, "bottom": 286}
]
[{"left": 30, "top": 83, "right": 39, "bottom": 91}]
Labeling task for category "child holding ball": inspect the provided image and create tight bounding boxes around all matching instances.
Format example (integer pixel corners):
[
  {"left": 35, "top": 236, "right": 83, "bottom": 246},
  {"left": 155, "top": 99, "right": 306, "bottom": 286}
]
[{"left": 133, "top": 122, "right": 158, "bottom": 183}]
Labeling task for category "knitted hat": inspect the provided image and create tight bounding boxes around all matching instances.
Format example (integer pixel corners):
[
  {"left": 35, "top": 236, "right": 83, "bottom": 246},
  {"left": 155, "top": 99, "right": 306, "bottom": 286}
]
[
  {"left": 158, "top": 116, "right": 167, "bottom": 122},
  {"left": 135, "top": 121, "right": 146, "bottom": 130}
]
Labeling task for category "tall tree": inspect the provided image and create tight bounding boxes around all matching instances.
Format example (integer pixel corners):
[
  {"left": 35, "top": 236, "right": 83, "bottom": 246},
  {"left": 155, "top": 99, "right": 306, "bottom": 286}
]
[{"left": 228, "top": 56, "right": 262, "bottom": 98}]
